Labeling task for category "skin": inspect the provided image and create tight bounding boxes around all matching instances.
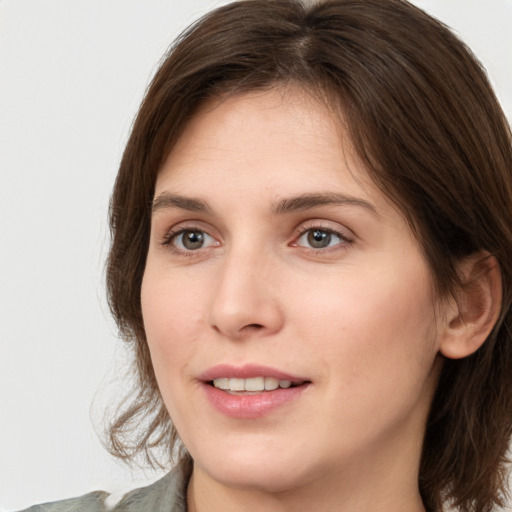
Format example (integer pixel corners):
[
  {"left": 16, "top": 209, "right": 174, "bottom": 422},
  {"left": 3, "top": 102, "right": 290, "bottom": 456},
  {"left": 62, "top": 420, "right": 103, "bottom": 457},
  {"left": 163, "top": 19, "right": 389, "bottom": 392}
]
[{"left": 140, "top": 87, "right": 454, "bottom": 512}]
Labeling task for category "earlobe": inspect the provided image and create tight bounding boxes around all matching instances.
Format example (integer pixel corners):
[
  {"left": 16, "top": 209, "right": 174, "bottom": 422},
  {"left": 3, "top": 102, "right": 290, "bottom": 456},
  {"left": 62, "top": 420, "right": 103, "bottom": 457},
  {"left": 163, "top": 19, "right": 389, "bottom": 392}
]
[{"left": 439, "top": 252, "right": 502, "bottom": 360}]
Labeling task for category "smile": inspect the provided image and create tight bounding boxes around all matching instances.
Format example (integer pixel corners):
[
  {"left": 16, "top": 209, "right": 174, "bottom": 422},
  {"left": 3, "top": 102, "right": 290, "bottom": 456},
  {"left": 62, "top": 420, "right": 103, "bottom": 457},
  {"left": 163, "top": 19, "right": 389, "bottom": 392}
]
[
  {"left": 212, "top": 377, "right": 296, "bottom": 393},
  {"left": 199, "top": 364, "right": 311, "bottom": 418}
]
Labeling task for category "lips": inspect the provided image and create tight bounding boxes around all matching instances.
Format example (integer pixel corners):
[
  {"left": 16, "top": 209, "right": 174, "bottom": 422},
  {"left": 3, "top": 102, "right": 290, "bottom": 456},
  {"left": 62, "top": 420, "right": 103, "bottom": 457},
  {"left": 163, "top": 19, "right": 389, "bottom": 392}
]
[{"left": 198, "top": 364, "right": 311, "bottom": 418}]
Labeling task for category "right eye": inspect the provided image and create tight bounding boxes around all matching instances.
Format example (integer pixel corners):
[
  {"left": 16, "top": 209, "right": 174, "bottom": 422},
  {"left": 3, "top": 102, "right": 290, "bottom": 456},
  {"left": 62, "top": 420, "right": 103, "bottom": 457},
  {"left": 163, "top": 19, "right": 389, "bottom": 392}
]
[{"left": 167, "top": 229, "right": 218, "bottom": 252}]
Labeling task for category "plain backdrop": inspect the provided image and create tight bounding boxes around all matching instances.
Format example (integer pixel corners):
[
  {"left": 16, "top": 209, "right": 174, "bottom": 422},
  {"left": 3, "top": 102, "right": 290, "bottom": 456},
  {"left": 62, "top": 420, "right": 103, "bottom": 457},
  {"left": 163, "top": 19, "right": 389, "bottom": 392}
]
[{"left": 1, "top": 0, "right": 511, "bottom": 510}]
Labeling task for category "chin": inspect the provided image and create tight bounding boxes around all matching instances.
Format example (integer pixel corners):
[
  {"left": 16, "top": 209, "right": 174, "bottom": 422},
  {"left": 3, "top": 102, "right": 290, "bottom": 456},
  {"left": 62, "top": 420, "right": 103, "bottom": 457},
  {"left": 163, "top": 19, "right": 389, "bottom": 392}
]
[
  {"left": 208, "top": 461, "right": 309, "bottom": 493},
  {"left": 190, "top": 441, "right": 318, "bottom": 493}
]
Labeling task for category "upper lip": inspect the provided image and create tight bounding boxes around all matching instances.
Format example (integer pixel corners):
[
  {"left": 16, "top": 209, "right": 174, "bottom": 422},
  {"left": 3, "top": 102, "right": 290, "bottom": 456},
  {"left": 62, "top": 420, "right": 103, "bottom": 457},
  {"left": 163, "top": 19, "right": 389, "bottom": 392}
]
[{"left": 198, "top": 364, "right": 309, "bottom": 384}]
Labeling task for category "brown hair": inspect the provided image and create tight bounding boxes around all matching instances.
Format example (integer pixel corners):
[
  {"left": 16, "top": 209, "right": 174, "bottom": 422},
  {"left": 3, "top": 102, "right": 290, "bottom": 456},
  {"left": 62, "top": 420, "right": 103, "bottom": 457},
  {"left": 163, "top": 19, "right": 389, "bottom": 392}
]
[{"left": 105, "top": 1, "right": 512, "bottom": 510}]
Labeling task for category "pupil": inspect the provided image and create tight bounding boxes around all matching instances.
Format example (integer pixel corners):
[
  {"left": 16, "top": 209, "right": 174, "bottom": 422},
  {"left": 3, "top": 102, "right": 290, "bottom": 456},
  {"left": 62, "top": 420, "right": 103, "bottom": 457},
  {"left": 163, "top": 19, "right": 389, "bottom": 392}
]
[
  {"left": 183, "top": 231, "right": 204, "bottom": 250},
  {"left": 308, "top": 230, "right": 331, "bottom": 248}
]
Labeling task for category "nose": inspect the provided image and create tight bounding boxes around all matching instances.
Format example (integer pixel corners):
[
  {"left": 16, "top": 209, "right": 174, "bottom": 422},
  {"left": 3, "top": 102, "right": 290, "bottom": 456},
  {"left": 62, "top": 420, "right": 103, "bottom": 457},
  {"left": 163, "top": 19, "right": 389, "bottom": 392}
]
[{"left": 208, "top": 246, "right": 285, "bottom": 340}]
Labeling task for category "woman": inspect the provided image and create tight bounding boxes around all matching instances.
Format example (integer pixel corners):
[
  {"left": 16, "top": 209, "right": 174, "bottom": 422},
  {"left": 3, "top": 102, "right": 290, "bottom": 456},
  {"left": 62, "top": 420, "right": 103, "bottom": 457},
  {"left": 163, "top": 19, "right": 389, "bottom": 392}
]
[{"left": 21, "top": 0, "right": 512, "bottom": 511}]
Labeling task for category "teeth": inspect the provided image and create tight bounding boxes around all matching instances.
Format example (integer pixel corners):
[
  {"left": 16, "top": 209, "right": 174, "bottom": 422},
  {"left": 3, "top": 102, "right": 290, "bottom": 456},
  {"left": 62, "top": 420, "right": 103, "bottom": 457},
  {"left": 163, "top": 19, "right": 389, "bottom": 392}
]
[
  {"left": 264, "top": 377, "right": 279, "bottom": 390},
  {"left": 212, "top": 377, "right": 296, "bottom": 392},
  {"left": 245, "top": 377, "right": 264, "bottom": 391},
  {"left": 213, "top": 378, "right": 229, "bottom": 390},
  {"left": 229, "top": 378, "right": 245, "bottom": 391}
]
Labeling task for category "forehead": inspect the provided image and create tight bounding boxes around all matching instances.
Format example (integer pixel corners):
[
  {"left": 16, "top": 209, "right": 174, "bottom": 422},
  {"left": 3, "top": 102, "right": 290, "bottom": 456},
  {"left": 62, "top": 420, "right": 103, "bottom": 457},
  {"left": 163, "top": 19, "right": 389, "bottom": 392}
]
[{"left": 155, "top": 86, "right": 387, "bottom": 214}]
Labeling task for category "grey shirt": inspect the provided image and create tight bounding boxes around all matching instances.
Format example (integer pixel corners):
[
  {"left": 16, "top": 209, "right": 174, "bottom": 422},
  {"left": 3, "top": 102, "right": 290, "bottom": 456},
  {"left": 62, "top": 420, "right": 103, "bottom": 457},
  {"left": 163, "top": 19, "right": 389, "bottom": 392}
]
[{"left": 19, "top": 460, "right": 191, "bottom": 512}]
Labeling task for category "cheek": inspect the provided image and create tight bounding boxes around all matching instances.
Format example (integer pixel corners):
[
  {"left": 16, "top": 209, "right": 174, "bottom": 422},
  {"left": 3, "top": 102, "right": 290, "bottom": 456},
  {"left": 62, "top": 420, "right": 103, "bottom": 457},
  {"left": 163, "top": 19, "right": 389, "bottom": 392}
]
[
  {"left": 289, "top": 257, "right": 440, "bottom": 390},
  {"left": 297, "top": 270, "right": 439, "bottom": 447},
  {"left": 140, "top": 269, "right": 211, "bottom": 441},
  {"left": 140, "top": 269, "right": 206, "bottom": 385}
]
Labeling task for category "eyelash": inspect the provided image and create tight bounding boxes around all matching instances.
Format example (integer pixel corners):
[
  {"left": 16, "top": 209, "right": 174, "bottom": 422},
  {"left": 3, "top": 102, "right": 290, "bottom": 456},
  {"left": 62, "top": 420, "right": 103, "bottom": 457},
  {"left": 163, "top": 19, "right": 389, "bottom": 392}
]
[
  {"left": 160, "top": 223, "right": 354, "bottom": 255},
  {"left": 161, "top": 224, "right": 218, "bottom": 256},
  {"left": 291, "top": 223, "right": 354, "bottom": 253}
]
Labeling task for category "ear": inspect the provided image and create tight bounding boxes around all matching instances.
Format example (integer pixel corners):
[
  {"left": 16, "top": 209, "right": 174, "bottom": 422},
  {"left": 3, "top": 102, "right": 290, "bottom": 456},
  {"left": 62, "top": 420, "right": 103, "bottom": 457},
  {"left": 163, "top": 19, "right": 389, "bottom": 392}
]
[{"left": 439, "top": 252, "right": 502, "bottom": 360}]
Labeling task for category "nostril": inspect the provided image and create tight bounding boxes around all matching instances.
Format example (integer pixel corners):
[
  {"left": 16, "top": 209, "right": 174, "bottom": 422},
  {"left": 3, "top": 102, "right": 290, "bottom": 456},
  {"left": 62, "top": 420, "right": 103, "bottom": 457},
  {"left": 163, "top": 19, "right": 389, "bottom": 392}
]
[{"left": 211, "top": 323, "right": 264, "bottom": 335}]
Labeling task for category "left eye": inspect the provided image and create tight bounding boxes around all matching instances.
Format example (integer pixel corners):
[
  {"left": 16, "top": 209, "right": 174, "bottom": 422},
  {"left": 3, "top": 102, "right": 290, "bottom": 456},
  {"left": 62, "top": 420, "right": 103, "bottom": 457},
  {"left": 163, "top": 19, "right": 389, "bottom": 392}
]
[
  {"left": 170, "top": 230, "right": 217, "bottom": 251},
  {"left": 296, "top": 229, "right": 344, "bottom": 249}
]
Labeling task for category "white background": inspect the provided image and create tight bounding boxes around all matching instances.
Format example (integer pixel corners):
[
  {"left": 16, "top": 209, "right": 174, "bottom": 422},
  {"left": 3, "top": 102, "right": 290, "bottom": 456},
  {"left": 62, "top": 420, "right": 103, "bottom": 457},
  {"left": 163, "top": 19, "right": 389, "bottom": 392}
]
[{"left": 1, "top": 1, "right": 511, "bottom": 510}]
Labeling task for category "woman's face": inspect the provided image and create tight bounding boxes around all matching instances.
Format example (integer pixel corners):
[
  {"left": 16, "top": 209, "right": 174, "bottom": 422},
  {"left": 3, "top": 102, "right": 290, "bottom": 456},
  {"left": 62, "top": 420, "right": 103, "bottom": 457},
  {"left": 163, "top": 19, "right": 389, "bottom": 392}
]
[{"left": 141, "top": 87, "right": 446, "bottom": 493}]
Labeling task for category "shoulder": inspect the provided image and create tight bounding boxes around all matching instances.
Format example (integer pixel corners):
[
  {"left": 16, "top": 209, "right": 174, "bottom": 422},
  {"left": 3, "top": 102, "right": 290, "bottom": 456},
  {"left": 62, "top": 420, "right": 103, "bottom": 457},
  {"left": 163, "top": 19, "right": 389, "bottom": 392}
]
[
  {"left": 17, "top": 491, "right": 109, "bottom": 512},
  {"left": 18, "top": 459, "right": 192, "bottom": 512},
  {"left": 112, "top": 459, "right": 190, "bottom": 512}
]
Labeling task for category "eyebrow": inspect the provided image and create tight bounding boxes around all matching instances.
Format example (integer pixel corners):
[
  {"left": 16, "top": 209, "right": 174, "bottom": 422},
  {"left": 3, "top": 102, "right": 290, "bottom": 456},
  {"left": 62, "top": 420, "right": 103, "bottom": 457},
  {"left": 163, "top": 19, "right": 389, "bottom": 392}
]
[
  {"left": 271, "top": 192, "right": 379, "bottom": 217},
  {"left": 152, "top": 192, "right": 213, "bottom": 215},
  {"left": 151, "top": 191, "right": 378, "bottom": 217}
]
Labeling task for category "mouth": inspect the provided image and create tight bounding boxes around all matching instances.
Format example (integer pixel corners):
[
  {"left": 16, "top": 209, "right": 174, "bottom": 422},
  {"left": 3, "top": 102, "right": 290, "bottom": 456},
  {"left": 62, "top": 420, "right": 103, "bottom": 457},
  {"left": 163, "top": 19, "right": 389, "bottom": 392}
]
[
  {"left": 209, "top": 376, "right": 305, "bottom": 394},
  {"left": 199, "top": 364, "right": 311, "bottom": 418}
]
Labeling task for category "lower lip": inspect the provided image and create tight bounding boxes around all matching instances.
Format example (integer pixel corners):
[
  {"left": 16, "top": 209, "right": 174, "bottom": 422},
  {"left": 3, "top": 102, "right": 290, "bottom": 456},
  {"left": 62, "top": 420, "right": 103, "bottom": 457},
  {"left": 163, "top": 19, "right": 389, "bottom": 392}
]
[{"left": 202, "top": 383, "right": 309, "bottom": 419}]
